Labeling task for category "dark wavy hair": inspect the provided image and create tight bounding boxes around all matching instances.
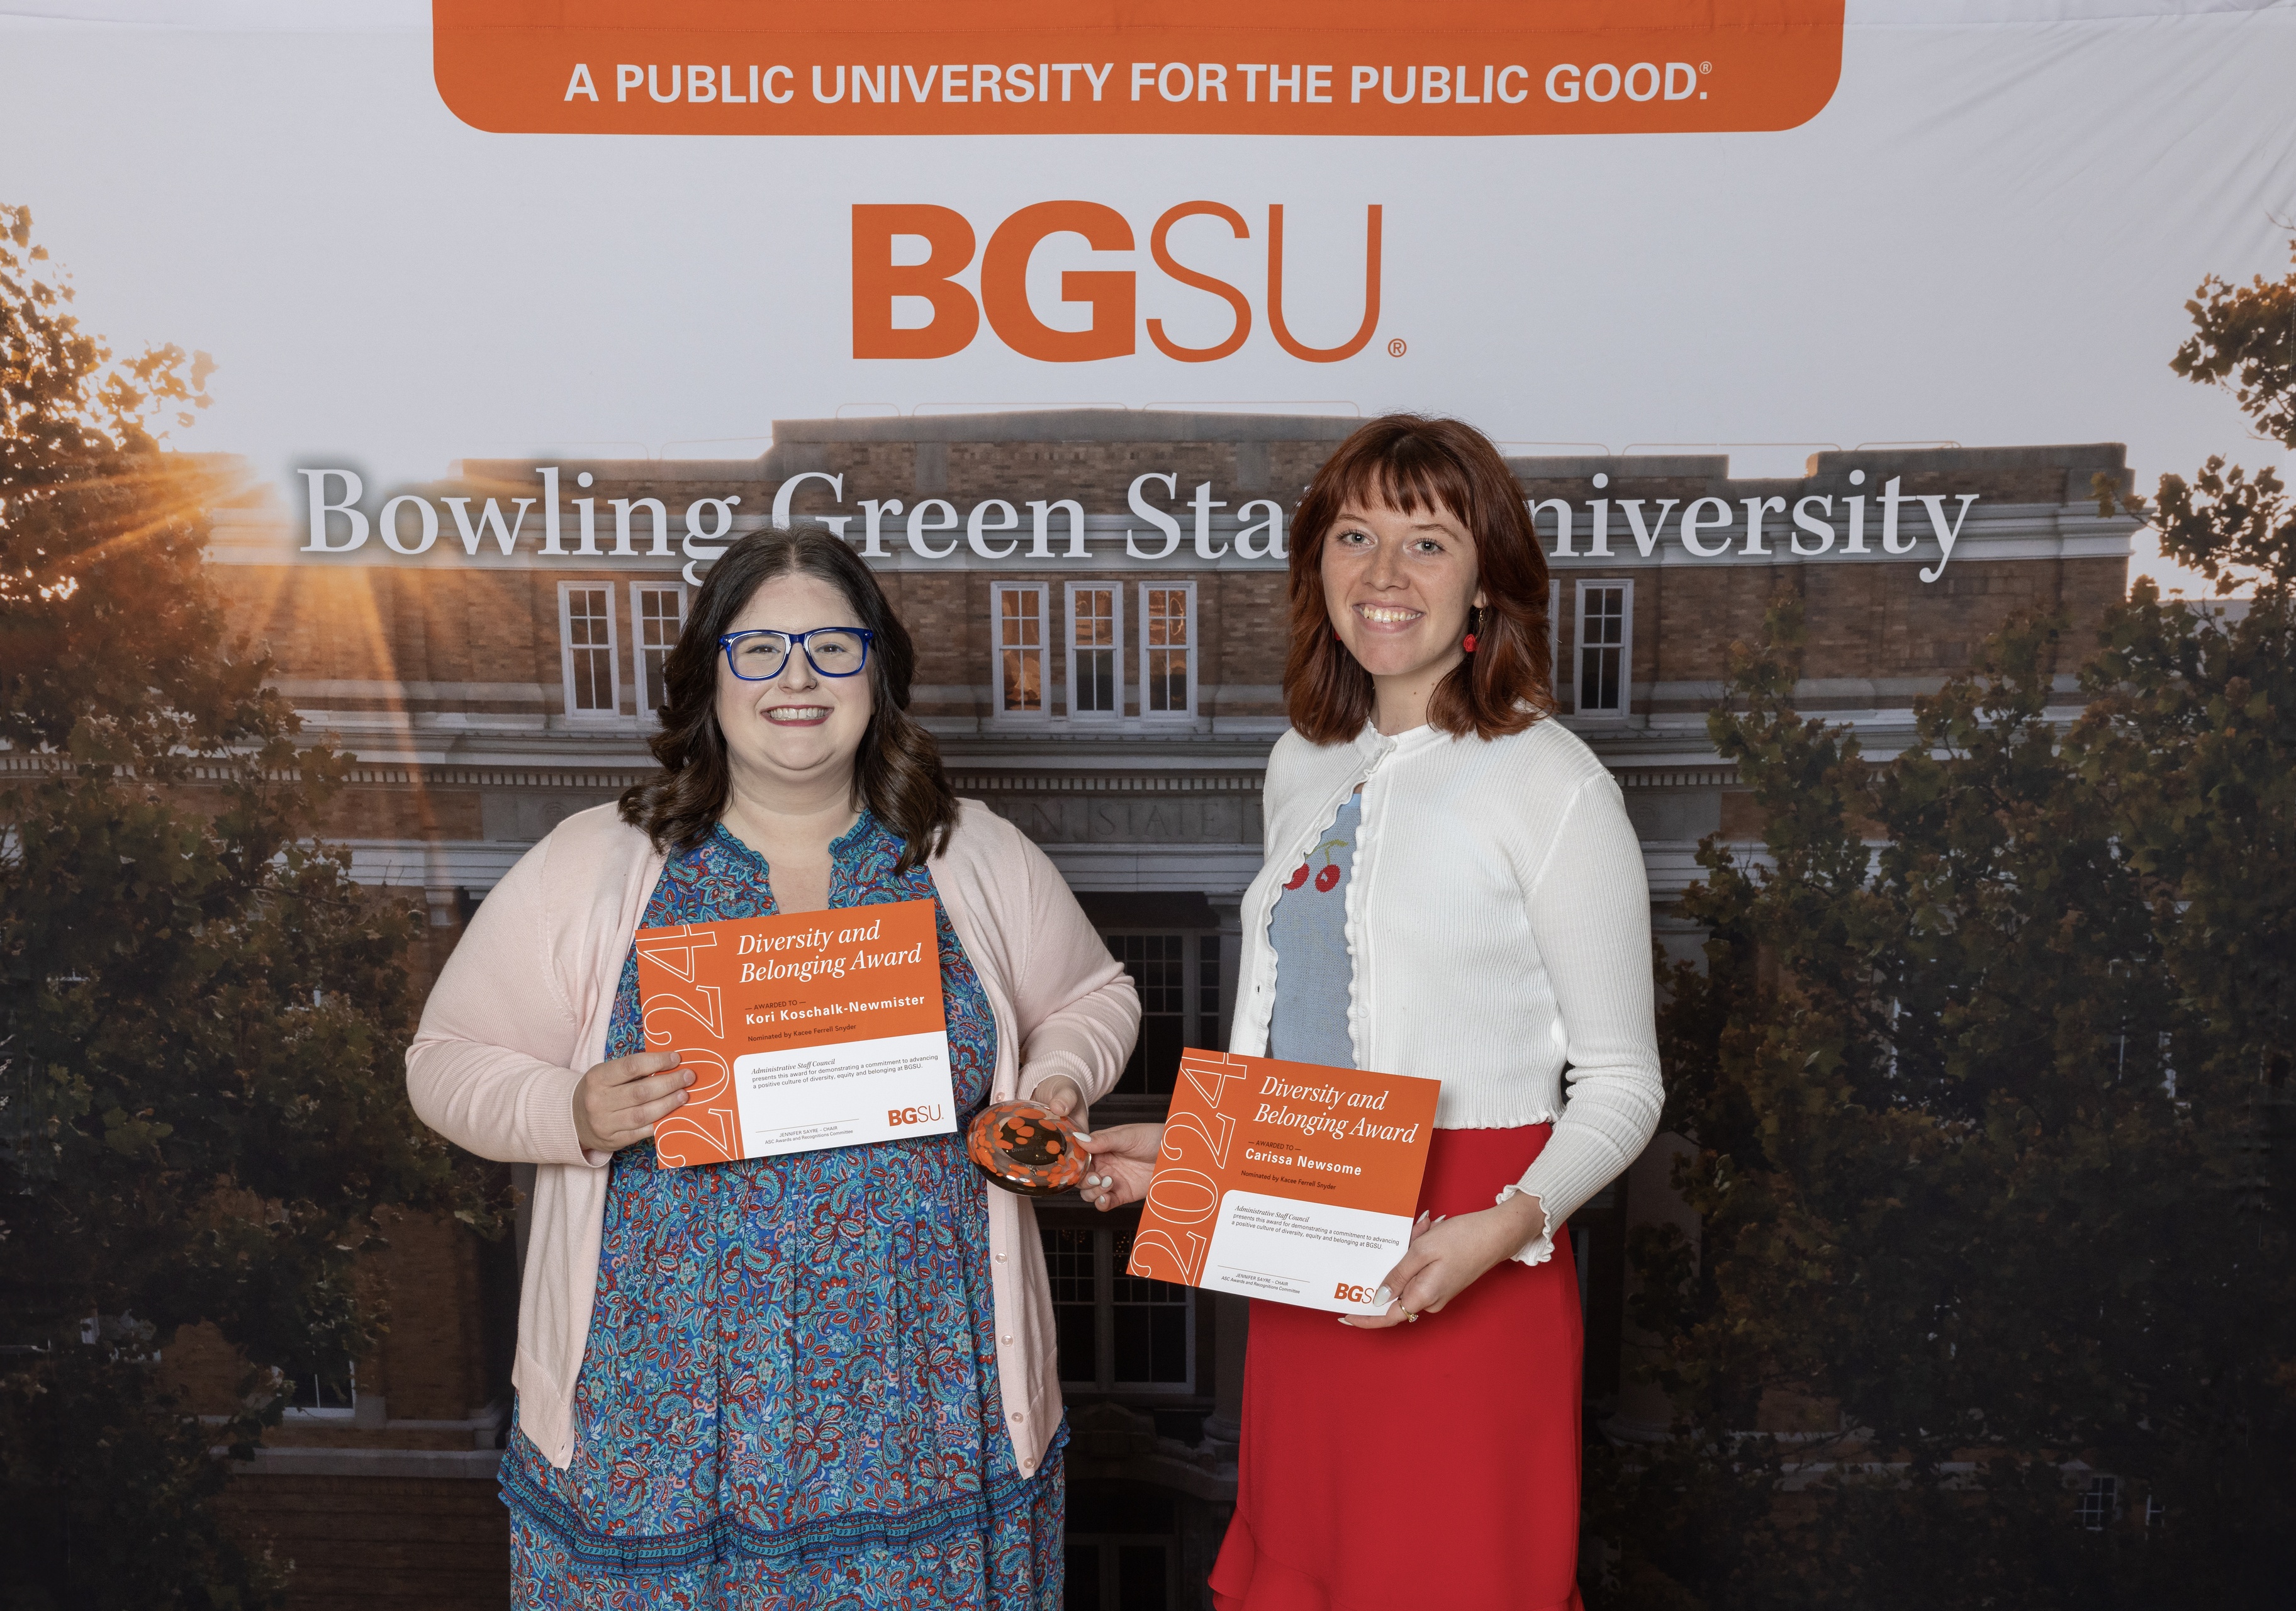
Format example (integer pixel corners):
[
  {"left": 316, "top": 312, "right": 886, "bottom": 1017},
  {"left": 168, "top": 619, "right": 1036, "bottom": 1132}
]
[
  {"left": 1285, "top": 413, "right": 1557, "bottom": 744},
  {"left": 619, "top": 529, "right": 959, "bottom": 870}
]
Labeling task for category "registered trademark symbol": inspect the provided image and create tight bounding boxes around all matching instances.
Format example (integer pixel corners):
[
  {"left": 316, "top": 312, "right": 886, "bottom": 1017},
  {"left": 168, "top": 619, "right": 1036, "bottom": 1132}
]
[
  {"left": 1387, "top": 337, "right": 1408, "bottom": 357},
  {"left": 1700, "top": 60, "right": 1712, "bottom": 72}
]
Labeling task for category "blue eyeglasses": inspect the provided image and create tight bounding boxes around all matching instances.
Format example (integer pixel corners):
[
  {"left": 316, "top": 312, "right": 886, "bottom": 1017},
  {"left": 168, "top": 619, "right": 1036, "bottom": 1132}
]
[{"left": 718, "top": 627, "right": 875, "bottom": 682}]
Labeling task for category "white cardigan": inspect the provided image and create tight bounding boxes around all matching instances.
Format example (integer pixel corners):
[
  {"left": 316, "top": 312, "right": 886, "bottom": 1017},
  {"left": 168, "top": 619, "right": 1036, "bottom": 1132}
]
[{"left": 1230, "top": 719, "right": 1664, "bottom": 1266}]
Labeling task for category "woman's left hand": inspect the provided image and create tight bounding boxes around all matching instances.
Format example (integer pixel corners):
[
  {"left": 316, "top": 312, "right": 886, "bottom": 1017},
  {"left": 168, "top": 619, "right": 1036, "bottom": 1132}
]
[{"left": 1343, "top": 1193, "right": 1547, "bottom": 1329}]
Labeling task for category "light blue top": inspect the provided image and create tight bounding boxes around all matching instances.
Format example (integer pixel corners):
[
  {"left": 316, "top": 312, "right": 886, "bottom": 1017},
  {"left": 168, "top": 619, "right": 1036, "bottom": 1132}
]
[{"left": 1266, "top": 791, "right": 1360, "bottom": 1070}]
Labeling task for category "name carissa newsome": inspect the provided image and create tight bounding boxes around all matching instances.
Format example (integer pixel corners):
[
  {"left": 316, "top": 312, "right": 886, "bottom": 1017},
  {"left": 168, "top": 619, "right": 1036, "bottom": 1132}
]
[{"left": 1244, "top": 1145, "right": 1362, "bottom": 1177}]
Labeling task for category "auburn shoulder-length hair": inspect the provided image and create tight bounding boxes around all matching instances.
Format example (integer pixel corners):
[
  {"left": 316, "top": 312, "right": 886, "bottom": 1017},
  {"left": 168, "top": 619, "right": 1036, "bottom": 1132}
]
[
  {"left": 1285, "top": 414, "right": 1557, "bottom": 744},
  {"left": 619, "top": 529, "right": 959, "bottom": 870}
]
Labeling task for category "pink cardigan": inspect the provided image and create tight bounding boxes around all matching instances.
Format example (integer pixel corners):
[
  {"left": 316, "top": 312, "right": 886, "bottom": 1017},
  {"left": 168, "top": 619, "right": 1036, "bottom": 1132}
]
[{"left": 405, "top": 800, "right": 1140, "bottom": 1475}]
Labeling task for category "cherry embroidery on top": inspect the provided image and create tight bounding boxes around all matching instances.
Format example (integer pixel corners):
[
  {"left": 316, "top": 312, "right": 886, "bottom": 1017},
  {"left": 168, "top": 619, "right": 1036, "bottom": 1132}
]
[{"left": 1287, "top": 836, "right": 1350, "bottom": 894}]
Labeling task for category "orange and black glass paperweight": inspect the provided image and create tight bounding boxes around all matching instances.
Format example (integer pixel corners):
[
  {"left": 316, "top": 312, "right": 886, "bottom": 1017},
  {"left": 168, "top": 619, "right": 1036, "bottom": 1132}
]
[{"left": 966, "top": 1099, "right": 1087, "bottom": 1197}]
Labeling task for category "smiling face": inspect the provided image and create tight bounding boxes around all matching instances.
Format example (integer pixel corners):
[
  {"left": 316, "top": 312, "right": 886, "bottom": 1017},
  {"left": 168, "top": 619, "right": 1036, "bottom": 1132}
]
[
  {"left": 1319, "top": 497, "right": 1487, "bottom": 701},
  {"left": 712, "top": 570, "right": 875, "bottom": 805}
]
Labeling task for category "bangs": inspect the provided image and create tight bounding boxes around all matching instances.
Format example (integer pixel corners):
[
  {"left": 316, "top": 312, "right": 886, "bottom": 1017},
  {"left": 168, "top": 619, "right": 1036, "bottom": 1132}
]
[{"left": 1314, "top": 429, "right": 1481, "bottom": 526}]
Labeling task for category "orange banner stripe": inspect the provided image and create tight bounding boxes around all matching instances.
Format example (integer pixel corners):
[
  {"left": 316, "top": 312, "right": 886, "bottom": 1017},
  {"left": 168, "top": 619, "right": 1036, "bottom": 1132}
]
[{"left": 434, "top": 1, "right": 1844, "bottom": 137}]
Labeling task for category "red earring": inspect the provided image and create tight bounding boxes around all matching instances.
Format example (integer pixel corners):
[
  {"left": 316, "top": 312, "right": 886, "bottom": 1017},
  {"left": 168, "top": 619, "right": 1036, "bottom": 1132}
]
[{"left": 1462, "top": 632, "right": 1478, "bottom": 653}]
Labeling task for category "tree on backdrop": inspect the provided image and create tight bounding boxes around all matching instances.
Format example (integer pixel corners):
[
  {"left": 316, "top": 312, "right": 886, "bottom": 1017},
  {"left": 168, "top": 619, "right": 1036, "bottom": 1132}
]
[
  {"left": 1582, "top": 245, "right": 2295, "bottom": 1607},
  {"left": 0, "top": 205, "right": 503, "bottom": 1609}
]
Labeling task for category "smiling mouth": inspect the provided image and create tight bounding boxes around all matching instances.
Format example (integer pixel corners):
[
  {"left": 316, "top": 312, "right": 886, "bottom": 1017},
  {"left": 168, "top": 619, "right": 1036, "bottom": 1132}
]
[
  {"left": 1354, "top": 603, "right": 1423, "bottom": 626},
  {"left": 765, "top": 706, "right": 832, "bottom": 724}
]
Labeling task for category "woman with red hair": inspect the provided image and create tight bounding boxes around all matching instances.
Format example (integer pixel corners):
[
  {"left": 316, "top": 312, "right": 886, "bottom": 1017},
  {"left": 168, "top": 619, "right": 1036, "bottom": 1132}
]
[{"left": 1078, "top": 415, "right": 1662, "bottom": 1611}]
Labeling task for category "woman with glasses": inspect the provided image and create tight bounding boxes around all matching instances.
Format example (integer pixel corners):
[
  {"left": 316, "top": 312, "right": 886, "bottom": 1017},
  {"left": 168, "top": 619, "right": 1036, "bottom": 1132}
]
[{"left": 407, "top": 529, "right": 1140, "bottom": 1608}]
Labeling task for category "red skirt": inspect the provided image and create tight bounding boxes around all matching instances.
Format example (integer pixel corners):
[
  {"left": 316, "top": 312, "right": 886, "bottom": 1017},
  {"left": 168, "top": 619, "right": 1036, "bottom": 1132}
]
[{"left": 1208, "top": 1124, "right": 1584, "bottom": 1611}]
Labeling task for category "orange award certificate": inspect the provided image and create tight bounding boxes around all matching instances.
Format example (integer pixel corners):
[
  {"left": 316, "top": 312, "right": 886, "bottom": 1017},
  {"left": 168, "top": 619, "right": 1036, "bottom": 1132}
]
[
  {"left": 1126, "top": 1048, "right": 1441, "bottom": 1316},
  {"left": 631, "top": 900, "right": 955, "bottom": 1168}
]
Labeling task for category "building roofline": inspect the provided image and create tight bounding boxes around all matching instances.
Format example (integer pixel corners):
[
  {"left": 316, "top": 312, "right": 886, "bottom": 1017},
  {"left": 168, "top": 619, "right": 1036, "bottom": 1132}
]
[
  {"left": 1506, "top": 454, "right": 1732, "bottom": 480},
  {"left": 1506, "top": 442, "right": 2128, "bottom": 482},
  {"left": 1810, "top": 442, "right": 2127, "bottom": 476}
]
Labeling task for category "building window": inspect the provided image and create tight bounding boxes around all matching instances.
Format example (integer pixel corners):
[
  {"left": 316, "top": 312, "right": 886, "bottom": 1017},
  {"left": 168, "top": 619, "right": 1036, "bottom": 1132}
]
[
  {"left": 2078, "top": 1474, "right": 2119, "bottom": 1530},
  {"left": 1197, "top": 933, "right": 1222, "bottom": 1050},
  {"left": 1043, "top": 1209, "right": 1195, "bottom": 1393},
  {"left": 1065, "top": 1535, "right": 1172, "bottom": 1611},
  {"left": 283, "top": 1359, "right": 356, "bottom": 1418},
  {"left": 1045, "top": 1223, "right": 1099, "bottom": 1377},
  {"left": 1574, "top": 580, "right": 1632, "bottom": 717},
  {"left": 991, "top": 583, "right": 1048, "bottom": 716},
  {"left": 630, "top": 582, "right": 685, "bottom": 721},
  {"left": 1138, "top": 583, "right": 1195, "bottom": 718},
  {"left": 1103, "top": 931, "right": 1221, "bottom": 1096},
  {"left": 1067, "top": 1484, "right": 1178, "bottom": 1611},
  {"left": 558, "top": 582, "right": 619, "bottom": 717},
  {"left": 1111, "top": 1225, "right": 1194, "bottom": 1386},
  {"left": 1067, "top": 583, "right": 1123, "bottom": 717},
  {"left": 1548, "top": 578, "right": 1563, "bottom": 692}
]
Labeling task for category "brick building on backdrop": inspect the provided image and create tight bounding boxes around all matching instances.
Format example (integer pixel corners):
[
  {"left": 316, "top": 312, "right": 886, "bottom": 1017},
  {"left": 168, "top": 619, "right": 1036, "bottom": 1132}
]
[{"left": 183, "top": 412, "right": 2138, "bottom": 1608}]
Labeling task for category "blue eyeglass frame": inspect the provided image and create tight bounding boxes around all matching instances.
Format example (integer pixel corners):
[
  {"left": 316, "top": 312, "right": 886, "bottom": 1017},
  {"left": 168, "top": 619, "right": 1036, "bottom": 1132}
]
[{"left": 717, "top": 626, "right": 876, "bottom": 681}]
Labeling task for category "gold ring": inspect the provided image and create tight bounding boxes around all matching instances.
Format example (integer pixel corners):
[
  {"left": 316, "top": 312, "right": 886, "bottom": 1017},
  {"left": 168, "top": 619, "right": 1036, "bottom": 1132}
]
[{"left": 1404, "top": 1311, "right": 1420, "bottom": 1323}]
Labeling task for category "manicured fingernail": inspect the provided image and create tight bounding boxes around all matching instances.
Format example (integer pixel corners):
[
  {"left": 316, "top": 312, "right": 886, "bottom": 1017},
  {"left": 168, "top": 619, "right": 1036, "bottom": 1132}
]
[{"left": 1372, "top": 1286, "right": 1392, "bottom": 1307}]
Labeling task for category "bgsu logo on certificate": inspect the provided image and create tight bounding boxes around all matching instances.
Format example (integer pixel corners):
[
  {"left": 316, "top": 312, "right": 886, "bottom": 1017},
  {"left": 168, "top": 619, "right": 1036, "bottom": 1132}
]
[
  {"left": 632, "top": 900, "right": 956, "bottom": 1167},
  {"left": 1127, "top": 1049, "right": 1440, "bottom": 1316}
]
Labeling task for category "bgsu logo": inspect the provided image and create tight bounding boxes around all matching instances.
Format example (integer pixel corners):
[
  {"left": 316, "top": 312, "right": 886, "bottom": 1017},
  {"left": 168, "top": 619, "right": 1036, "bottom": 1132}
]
[
  {"left": 853, "top": 201, "right": 1382, "bottom": 364},
  {"left": 1333, "top": 1281, "right": 1377, "bottom": 1305},
  {"left": 888, "top": 1105, "right": 944, "bottom": 1127}
]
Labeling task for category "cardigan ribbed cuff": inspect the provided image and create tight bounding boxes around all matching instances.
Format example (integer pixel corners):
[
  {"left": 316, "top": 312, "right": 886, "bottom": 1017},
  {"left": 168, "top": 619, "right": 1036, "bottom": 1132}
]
[
  {"left": 1018, "top": 1055, "right": 1092, "bottom": 1111},
  {"left": 525, "top": 1063, "right": 606, "bottom": 1169}
]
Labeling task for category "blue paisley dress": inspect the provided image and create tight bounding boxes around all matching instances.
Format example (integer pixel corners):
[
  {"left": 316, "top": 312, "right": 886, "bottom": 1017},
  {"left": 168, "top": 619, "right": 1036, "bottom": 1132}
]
[{"left": 500, "top": 815, "right": 1064, "bottom": 1609}]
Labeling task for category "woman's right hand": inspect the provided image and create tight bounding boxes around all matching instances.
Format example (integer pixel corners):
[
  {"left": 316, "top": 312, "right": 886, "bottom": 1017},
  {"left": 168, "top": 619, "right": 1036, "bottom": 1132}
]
[
  {"left": 572, "top": 1050, "right": 693, "bottom": 1154},
  {"left": 1073, "top": 1123, "right": 1165, "bottom": 1212}
]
